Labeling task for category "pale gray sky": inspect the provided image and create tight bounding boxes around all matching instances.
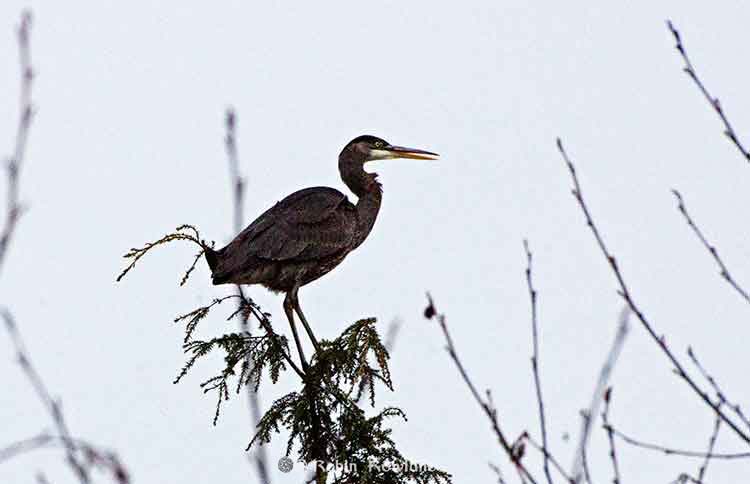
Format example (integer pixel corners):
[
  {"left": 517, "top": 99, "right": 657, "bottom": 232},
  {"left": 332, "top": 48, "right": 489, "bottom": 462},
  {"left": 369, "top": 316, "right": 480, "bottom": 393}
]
[{"left": 2, "top": 1, "right": 750, "bottom": 483}]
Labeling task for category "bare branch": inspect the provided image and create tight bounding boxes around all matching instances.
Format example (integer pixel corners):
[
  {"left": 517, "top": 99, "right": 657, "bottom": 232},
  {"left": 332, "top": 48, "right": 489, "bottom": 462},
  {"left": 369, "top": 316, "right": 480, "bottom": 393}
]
[
  {"left": 0, "top": 433, "right": 128, "bottom": 483},
  {"left": 672, "top": 190, "right": 750, "bottom": 304},
  {"left": 224, "top": 107, "right": 245, "bottom": 233},
  {"left": 384, "top": 317, "right": 402, "bottom": 353},
  {"left": 556, "top": 138, "right": 750, "bottom": 446},
  {"left": 0, "top": 10, "right": 35, "bottom": 275},
  {"left": 424, "top": 293, "right": 540, "bottom": 484},
  {"left": 523, "top": 240, "right": 553, "bottom": 484},
  {"left": 223, "top": 107, "right": 271, "bottom": 483},
  {"left": 488, "top": 462, "right": 507, "bottom": 484},
  {"left": 579, "top": 413, "right": 594, "bottom": 484},
  {"left": 610, "top": 423, "right": 750, "bottom": 460},
  {"left": 671, "top": 474, "right": 701, "bottom": 484},
  {"left": 524, "top": 434, "right": 574, "bottom": 483},
  {"left": 666, "top": 21, "right": 750, "bottom": 163},
  {"left": 601, "top": 388, "right": 622, "bottom": 484},
  {"left": 570, "top": 306, "right": 630, "bottom": 483},
  {"left": 3, "top": 311, "right": 93, "bottom": 483},
  {"left": 697, "top": 412, "right": 722, "bottom": 482},
  {"left": 687, "top": 346, "right": 750, "bottom": 431}
]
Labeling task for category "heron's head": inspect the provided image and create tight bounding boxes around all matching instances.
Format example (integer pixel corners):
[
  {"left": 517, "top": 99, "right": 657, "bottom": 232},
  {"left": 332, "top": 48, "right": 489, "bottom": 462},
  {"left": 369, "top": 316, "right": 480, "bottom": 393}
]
[{"left": 342, "top": 135, "right": 439, "bottom": 163}]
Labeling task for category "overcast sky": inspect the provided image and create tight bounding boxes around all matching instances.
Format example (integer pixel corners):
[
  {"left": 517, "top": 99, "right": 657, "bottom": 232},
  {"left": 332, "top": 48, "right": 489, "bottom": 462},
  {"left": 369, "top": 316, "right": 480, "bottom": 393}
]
[{"left": 2, "top": 1, "right": 750, "bottom": 483}]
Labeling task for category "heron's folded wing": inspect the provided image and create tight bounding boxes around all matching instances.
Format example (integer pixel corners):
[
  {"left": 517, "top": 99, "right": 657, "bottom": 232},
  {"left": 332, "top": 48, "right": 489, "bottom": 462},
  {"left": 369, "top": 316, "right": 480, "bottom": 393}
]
[{"left": 235, "top": 186, "right": 357, "bottom": 261}]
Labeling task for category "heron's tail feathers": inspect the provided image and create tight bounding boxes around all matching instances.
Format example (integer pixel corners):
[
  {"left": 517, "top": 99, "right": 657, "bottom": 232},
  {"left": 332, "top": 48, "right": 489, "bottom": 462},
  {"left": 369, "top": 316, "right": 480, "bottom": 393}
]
[
  {"left": 205, "top": 247, "right": 239, "bottom": 285},
  {"left": 204, "top": 246, "right": 219, "bottom": 271},
  {"left": 204, "top": 247, "right": 230, "bottom": 286}
]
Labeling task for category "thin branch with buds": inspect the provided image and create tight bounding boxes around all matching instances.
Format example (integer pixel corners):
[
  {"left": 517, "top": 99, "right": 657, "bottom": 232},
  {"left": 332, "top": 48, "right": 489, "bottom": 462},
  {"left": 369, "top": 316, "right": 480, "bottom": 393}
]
[
  {"left": 608, "top": 424, "right": 750, "bottom": 460},
  {"left": 672, "top": 190, "right": 750, "bottom": 304},
  {"left": 524, "top": 433, "right": 574, "bottom": 483},
  {"left": 0, "top": 10, "right": 34, "bottom": 274},
  {"left": 523, "top": 240, "right": 553, "bottom": 484},
  {"left": 424, "top": 293, "right": 540, "bottom": 484},
  {"left": 666, "top": 21, "right": 750, "bottom": 163},
  {"left": 697, "top": 412, "right": 722, "bottom": 483},
  {"left": 556, "top": 138, "right": 750, "bottom": 446},
  {"left": 687, "top": 346, "right": 750, "bottom": 431},
  {"left": 601, "top": 388, "right": 621, "bottom": 484},
  {"left": 488, "top": 462, "right": 507, "bottom": 484}
]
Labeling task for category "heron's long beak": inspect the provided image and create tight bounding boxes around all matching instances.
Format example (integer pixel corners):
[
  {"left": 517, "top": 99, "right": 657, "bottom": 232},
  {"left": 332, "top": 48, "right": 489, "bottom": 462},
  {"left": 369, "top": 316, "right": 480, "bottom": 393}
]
[{"left": 385, "top": 145, "right": 440, "bottom": 160}]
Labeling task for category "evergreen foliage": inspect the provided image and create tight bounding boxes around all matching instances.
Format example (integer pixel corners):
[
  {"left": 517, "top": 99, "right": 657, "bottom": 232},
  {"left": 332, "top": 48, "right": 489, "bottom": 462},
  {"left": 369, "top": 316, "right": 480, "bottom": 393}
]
[{"left": 118, "top": 233, "right": 451, "bottom": 484}]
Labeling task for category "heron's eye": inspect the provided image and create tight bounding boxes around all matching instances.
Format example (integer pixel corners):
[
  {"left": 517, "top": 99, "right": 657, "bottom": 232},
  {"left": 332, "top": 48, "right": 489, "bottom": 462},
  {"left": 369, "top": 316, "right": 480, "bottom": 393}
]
[{"left": 374, "top": 141, "right": 383, "bottom": 148}]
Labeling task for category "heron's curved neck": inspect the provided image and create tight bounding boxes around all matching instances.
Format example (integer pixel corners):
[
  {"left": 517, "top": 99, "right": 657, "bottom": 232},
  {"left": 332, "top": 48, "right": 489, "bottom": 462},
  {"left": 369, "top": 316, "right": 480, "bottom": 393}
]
[{"left": 339, "top": 156, "right": 382, "bottom": 246}]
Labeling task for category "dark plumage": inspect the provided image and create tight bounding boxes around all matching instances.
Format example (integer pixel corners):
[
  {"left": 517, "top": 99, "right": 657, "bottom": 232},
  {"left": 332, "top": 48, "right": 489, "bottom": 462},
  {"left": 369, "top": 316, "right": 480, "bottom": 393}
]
[{"left": 205, "top": 135, "right": 438, "bottom": 367}]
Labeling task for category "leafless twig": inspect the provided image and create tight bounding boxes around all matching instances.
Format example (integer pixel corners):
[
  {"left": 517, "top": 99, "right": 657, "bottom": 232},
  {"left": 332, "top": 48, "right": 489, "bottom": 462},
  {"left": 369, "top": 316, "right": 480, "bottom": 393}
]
[
  {"left": 609, "top": 424, "right": 750, "bottom": 460},
  {"left": 672, "top": 190, "right": 750, "bottom": 304},
  {"left": 570, "top": 306, "right": 630, "bottom": 483},
  {"left": 424, "top": 293, "right": 540, "bottom": 484},
  {"left": 556, "top": 138, "right": 750, "bottom": 446},
  {"left": 488, "top": 462, "right": 506, "bottom": 484},
  {"left": 601, "top": 388, "right": 621, "bottom": 484},
  {"left": 2, "top": 311, "right": 128, "bottom": 483},
  {"left": 687, "top": 346, "right": 750, "bottom": 431},
  {"left": 666, "top": 21, "right": 750, "bottom": 163},
  {"left": 523, "top": 240, "right": 553, "bottom": 484},
  {"left": 524, "top": 433, "right": 574, "bottom": 483},
  {"left": 697, "top": 412, "right": 722, "bottom": 482},
  {"left": 223, "top": 108, "right": 271, "bottom": 483},
  {"left": 579, "top": 413, "right": 594, "bottom": 484},
  {"left": 0, "top": 10, "right": 34, "bottom": 275},
  {"left": 671, "top": 474, "right": 701, "bottom": 484},
  {"left": 0, "top": 433, "right": 128, "bottom": 483},
  {"left": 225, "top": 108, "right": 245, "bottom": 233}
]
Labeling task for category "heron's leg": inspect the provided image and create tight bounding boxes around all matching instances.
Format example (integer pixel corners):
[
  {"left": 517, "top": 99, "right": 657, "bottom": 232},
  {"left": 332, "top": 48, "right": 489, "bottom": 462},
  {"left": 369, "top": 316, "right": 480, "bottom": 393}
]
[
  {"left": 283, "top": 291, "right": 308, "bottom": 370},
  {"left": 290, "top": 287, "right": 321, "bottom": 353}
]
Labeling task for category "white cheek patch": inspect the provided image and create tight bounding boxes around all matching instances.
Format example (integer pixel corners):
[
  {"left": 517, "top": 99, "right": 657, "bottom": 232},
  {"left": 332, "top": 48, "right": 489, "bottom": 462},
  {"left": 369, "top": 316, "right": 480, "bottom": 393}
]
[{"left": 368, "top": 149, "right": 393, "bottom": 161}]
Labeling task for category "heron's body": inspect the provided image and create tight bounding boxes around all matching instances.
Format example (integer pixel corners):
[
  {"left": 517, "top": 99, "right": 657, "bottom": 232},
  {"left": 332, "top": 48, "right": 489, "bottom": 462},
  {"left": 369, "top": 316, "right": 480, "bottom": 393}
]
[
  {"left": 204, "top": 135, "right": 437, "bottom": 368},
  {"left": 206, "top": 183, "right": 380, "bottom": 292}
]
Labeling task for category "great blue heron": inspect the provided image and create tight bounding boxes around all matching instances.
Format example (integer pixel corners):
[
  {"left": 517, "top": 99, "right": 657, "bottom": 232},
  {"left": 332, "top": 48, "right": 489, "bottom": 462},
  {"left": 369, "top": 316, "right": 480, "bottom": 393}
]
[{"left": 204, "top": 135, "right": 438, "bottom": 368}]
